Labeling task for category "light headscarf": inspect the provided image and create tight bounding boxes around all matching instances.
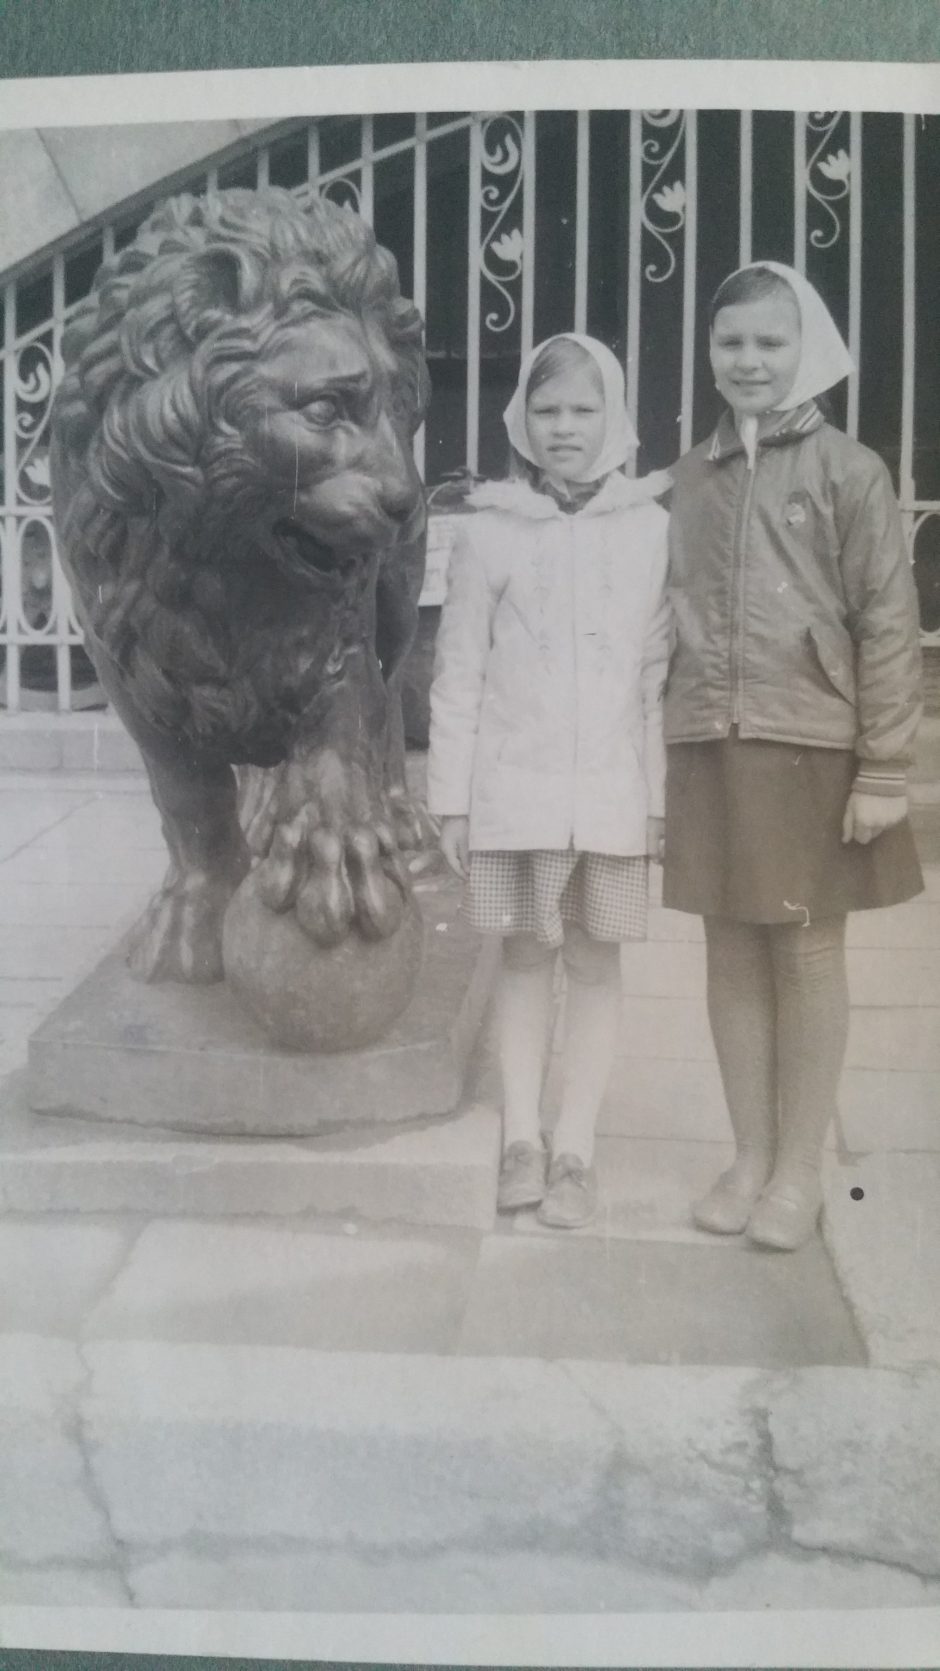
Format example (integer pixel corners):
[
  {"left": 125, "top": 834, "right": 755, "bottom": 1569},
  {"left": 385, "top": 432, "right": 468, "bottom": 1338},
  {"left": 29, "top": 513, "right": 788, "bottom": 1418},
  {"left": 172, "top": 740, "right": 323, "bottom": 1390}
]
[
  {"left": 713, "top": 261, "right": 855, "bottom": 465},
  {"left": 502, "top": 333, "right": 638, "bottom": 483}
]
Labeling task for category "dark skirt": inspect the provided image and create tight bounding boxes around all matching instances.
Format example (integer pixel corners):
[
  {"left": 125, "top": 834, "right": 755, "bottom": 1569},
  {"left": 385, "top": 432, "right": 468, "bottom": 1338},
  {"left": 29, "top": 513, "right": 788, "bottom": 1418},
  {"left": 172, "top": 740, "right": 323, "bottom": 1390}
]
[{"left": 663, "top": 732, "right": 924, "bottom": 922}]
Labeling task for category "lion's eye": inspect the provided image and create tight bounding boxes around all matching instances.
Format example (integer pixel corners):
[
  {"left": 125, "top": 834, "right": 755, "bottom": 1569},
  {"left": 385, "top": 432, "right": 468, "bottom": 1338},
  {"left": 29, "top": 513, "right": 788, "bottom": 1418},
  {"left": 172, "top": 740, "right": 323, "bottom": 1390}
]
[{"left": 301, "top": 396, "right": 342, "bottom": 427}]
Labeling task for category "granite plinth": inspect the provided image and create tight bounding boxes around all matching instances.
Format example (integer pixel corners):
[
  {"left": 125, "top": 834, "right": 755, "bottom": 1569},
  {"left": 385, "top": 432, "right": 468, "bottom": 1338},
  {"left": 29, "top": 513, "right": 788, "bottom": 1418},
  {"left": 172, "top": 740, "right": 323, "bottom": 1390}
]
[{"left": 27, "top": 872, "right": 498, "bottom": 1138}]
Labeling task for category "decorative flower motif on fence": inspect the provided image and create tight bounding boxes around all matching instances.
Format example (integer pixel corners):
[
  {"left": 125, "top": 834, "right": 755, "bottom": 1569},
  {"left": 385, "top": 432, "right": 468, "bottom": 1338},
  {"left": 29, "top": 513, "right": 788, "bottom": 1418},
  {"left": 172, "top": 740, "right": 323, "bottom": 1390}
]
[
  {"left": 806, "top": 114, "right": 851, "bottom": 251},
  {"left": 319, "top": 174, "right": 363, "bottom": 213},
  {"left": 640, "top": 110, "right": 688, "bottom": 284},
  {"left": 15, "top": 344, "right": 55, "bottom": 507},
  {"left": 479, "top": 115, "right": 525, "bottom": 333}
]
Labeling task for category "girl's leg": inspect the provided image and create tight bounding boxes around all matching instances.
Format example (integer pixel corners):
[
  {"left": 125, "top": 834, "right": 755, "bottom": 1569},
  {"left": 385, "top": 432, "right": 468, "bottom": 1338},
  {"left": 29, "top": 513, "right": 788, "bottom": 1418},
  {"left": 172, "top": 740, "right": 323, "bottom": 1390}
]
[
  {"left": 749, "top": 915, "right": 849, "bottom": 1249},
  {"left": 498, "top": 933, "right": 557, "bottom": 1150},
  {"left": 697, "top": 917, "right": 778, "bottom": 1233},
  {"left": 551, "top": 925, "right": 622, "bottom": 1167}
]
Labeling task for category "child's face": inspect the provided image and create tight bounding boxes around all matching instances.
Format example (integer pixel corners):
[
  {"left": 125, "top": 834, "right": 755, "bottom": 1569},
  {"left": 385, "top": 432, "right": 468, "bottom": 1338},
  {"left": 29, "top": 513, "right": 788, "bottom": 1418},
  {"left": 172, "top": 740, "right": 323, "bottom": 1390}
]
[
  {"left": 525, "top": 365, "right": 606, "bottom": 481},
  {"left": 710, "top": 293, "right": 802, "bottom": 417}
]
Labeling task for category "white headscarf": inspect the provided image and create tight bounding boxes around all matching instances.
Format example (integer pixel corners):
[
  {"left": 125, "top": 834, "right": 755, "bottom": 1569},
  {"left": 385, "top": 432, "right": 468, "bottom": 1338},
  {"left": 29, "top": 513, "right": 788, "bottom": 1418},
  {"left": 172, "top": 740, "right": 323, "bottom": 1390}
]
[
  {"left": 714, "top": 261, "right": 855, "bottom": 466},
  {"left": 502, "top": 333, "right": 638, "bottom": 483}
]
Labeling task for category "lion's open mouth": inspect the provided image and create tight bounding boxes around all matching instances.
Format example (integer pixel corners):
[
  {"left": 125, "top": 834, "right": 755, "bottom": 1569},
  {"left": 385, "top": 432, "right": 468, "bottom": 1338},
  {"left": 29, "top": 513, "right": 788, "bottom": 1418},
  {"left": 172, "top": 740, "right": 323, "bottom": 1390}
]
[{"left": 273, "top": 519, "right": 357, "bottom": 580}]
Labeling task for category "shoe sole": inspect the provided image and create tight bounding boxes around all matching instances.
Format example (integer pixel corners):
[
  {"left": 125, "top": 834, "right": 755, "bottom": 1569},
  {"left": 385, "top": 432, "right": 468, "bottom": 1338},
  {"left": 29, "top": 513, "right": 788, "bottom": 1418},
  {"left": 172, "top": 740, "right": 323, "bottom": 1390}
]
[
  {"left": 536, "top": 1207, "right": 596, "bottom": 1229},
  {"left": 692, "top": 1209, "right": 750, "bottom": 1235},
  {"left": 497, "top": 1187, "right": 546, "bottom": 1212}
]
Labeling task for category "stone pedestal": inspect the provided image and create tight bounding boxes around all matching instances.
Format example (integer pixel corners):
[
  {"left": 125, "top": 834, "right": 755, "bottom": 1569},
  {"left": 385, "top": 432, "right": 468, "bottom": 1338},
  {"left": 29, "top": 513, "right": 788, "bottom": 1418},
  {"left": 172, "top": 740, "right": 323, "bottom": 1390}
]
[{"left": 27, "top": 871, "right": 496, "bottom": 1139}]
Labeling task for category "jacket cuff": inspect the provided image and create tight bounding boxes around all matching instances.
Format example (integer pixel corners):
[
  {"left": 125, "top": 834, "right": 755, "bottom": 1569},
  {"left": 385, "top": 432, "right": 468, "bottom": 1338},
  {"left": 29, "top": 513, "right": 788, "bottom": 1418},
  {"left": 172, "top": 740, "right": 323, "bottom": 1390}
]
[{"left": 852, "top": 759, "right": 909, "bottom": 797}]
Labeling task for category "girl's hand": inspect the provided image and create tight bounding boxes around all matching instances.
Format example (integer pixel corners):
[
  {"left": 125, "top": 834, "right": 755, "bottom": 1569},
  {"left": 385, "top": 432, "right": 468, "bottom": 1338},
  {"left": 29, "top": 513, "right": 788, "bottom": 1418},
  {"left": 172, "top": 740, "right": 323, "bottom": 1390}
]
[
  {"left": 647, "top": 815, "right": 666, "bottom": 863},
  {"left": 841, "top": 791, "right": 909, "bottom": 846},
  {"left": 439, "top": 815, "right": 471, "bottom": 878}
]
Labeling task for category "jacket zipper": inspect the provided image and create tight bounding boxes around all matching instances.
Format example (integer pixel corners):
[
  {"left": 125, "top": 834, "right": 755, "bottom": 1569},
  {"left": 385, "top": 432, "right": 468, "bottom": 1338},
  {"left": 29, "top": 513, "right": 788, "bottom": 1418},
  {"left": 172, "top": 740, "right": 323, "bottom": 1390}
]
[{"left": 728, "top": 455, "right": 758, "bottom": 728}]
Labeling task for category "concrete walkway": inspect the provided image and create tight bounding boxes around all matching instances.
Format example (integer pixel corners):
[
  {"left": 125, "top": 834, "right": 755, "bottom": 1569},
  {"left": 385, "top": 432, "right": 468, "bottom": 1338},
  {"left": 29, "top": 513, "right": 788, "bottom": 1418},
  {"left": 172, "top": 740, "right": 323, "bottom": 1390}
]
[{"left": 1, "top": 763, "right": 939, "bottom": 1615}]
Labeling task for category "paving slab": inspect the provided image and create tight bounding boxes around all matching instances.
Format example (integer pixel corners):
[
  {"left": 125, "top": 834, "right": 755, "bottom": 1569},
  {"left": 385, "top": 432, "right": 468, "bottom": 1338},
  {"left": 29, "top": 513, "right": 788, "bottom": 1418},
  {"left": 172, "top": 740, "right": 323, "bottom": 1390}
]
[
  {"left": 693, "top": 1547, "right": 940, "bottom": 1611},
  {"left": 456, "top": 1234, "right": 865, "bottom": 1367},
  {"left": 81, "top": 1342, "right": 612, "bottom": 1553},
  {"left": 84, "top": 1218, "right": 482, "bottom": 1353},
  {"left": 0, "top": 793, "right": 94, "bottom": 862},
  {"left": 0, "top": 1334, "right": 114, "bottom": 1566},
  {"left": 0, "top": 1563, "right": 130, "bottom": 1607},
  {"left": 0, "top": 1072, "right": 501, "bottom": 1230},
  {"left": 616, "top": 997, "right": 940, "bottom": 1072},
  {"left": 510, "top": 1134, "right": 733, "bottom": 1243},
  {"left": 0, "top": 1217, "right": 138, "bottom": 1335},
  {"left": 767, "top": 1366, "right": 940, "bottom": 1579},
  {"left": 28, "top": 872, "right": 498, "bottom": 1137},
  {"left": 126, "top": 1545, "right": 698, "bottom": 1615},
  {"left": 822, "top": 1152, "right": 940, "bottom": 1368},
  {"left": 562, "top": 1363, "right": 769, "bottom": 1573},
  {"left": 594, "top": 1058, "right": 940, "bottom": 1152}
]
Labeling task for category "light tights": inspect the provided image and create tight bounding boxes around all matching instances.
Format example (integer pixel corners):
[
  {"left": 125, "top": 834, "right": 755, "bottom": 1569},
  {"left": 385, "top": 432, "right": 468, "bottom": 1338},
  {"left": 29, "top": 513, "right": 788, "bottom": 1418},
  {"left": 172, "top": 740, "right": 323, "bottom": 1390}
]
[{"left": 703, "top": 914, "right": 850, "bottom": 1204}]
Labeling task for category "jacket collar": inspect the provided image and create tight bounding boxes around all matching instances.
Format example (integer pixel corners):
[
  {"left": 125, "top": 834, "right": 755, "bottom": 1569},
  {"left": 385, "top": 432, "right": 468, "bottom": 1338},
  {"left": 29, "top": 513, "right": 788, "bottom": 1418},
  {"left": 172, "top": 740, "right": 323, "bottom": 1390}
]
[
  {"left": 467, "top": 468, "right": 672, "bottom": 520},
  {"left": 707, "top": 400, "right": 824, "bottom": 463}
]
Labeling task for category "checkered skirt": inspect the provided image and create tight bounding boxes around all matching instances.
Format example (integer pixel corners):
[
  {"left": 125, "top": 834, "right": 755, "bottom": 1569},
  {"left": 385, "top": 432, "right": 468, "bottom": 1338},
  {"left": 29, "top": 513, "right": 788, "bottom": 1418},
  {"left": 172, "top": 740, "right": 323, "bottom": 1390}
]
[{"left": 465, "top": 849, "right": 649, "bottom": 945}]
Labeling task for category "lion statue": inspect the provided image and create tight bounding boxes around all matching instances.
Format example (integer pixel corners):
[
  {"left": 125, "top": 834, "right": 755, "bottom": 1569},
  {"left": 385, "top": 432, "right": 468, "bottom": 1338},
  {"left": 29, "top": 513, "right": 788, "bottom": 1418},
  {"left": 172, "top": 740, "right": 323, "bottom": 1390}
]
[{"left": 51, "top": 187, "right": 430, "bottom": 1014}]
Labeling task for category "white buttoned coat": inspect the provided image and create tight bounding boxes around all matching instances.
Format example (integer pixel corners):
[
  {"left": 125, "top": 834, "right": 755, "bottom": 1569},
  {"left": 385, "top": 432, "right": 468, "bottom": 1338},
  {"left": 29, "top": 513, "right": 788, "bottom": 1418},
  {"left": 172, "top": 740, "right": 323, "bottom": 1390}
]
[{"left": 426, "top": 472, "right": 670, "bottom": 855}]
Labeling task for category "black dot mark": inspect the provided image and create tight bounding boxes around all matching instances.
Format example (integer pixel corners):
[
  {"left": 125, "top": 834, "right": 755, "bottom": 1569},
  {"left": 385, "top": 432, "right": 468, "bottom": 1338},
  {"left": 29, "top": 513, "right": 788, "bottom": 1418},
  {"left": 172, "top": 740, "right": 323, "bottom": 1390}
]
[{"left": 850, "top": 1186, "right": 865, "bottom": 1201}]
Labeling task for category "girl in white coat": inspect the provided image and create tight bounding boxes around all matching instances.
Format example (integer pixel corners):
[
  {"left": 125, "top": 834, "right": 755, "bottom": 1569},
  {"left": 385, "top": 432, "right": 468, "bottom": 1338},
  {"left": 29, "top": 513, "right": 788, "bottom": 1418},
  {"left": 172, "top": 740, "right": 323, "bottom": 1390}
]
[{"left": 427, "top": 335, "right": 670, "bottom": 1227}]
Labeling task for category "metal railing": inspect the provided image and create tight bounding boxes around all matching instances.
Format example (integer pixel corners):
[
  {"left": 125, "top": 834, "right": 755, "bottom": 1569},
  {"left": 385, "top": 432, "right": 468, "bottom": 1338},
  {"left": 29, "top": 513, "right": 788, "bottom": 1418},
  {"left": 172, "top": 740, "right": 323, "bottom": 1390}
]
[{"left": 1, "top": 108, "right": 937, "bottom": 712}]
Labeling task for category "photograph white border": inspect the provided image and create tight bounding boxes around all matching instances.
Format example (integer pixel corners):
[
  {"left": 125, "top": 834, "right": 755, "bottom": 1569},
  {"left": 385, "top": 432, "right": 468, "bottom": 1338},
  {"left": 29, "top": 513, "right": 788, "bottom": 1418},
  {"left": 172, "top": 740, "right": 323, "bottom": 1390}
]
[{"left": 0, "top": 50, "right": 938, "bottom": 1669}]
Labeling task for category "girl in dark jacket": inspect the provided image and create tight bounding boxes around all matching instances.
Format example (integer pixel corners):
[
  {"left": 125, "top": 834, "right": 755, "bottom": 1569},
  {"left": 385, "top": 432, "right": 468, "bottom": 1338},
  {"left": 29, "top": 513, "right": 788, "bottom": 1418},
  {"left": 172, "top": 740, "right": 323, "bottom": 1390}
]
[{"left": 664, "top": 260, "right": 923, "bottom": 1251}]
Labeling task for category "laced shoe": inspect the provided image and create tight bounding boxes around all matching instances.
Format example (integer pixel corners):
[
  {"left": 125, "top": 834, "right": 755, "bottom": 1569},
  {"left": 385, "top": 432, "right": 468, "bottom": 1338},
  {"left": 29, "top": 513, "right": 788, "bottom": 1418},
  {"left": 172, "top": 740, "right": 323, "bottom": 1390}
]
[
  {"left": 537, "top": 1152, "right": 597, "bottom": 1229},
  {"left": 497, "top": 1140, "right": 548, "bottom": 1212}
]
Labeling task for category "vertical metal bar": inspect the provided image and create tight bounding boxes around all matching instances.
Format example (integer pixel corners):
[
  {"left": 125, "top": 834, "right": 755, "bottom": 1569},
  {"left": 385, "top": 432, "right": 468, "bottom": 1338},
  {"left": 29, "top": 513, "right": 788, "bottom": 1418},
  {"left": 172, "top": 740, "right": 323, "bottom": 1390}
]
[
  {"left": 900, "top": 112, "right": 916, "bottom": 507},
  {"left": 412, "top": 115, "right": 428, "bottom": 478},
  {"left": 307, "top": 123, "right": 320, "bottom": 188},
  {"left": 466, "top": 117, "right": 482, "bottom": 476},
  {"left": 793, "top": 111, "right": 807, "bottom": 274},
  {"left": 574, "top": 111, "right": 590, "bottom": 332},
  {"left": 738, "top": 111, "right": 753, "bottom": 266},
  {"left": 360, "top": 115, "right": 375, "bottom": 224},
  {"left": 625, "top": 110, "right": 643, "bottom": 471},
  {"left": 520, "top": 110, "right": 536, "bottom": 357},
  {"left": 102, "top": 223, "right": 116, "bottom": 261},
  {"left": 51, "top": 251, "right": 65, "bottom": 380},
  {"left": 51, "top": 252, "right": 71, "bottom": 710},
  {"left": 256, "top": 147, "right": 270, "bottom": 189},
  {"left": 206, "top": 166, "right": 219, "bottom": 192},
  {"left": 2, "top": 281, "right": 20, "bottom": 711},
  {"left": 680, "top": 111, "right": 698, "bottom": 455},
  {"left": 846, "top": 110, "right": 863, "bottom": 439}
]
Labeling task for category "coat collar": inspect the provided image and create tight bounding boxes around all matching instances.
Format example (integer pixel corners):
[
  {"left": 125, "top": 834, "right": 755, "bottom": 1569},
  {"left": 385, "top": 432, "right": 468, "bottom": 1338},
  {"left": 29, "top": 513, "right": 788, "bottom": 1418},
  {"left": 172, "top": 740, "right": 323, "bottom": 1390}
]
[
  {"left": 706, "top": 400, "right": 824, "bottom": 463},
  {"left": 467, "top": 468, "right": 672, "bottom": 520}
]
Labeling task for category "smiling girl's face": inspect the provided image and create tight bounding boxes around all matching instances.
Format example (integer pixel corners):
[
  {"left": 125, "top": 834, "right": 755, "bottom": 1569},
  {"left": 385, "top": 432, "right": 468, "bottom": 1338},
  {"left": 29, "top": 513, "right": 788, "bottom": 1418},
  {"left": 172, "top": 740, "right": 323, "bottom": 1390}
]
[
  {"left": 525, "top": 361, "right": 606, "bottom": 483},
  {"left": 710, "top": 291, "right": 802, "bottom": 418}
]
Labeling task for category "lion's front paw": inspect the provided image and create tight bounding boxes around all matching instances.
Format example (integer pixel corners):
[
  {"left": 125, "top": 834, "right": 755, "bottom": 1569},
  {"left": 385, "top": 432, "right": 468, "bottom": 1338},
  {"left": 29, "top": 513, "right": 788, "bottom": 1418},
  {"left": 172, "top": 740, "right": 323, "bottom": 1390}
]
[
  {"left": 126, "top": 868, "right": 237, "bottom": 982},
  {"left": 251, "top": 753, "right": 410, "bottom": 946}
]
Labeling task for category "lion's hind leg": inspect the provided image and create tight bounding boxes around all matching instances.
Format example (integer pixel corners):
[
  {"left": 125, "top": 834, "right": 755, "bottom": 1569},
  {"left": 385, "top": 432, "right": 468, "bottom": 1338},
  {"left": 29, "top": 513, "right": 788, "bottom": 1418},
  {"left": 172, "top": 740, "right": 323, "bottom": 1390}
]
[{"left": 129, "top": 748, "right": 250, "bottom": 983}]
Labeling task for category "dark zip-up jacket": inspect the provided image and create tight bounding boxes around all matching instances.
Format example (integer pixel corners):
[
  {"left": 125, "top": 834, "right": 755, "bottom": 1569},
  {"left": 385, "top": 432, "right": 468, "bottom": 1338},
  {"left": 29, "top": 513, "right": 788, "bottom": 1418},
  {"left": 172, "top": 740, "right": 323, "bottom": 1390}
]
[{"left": 664, "top": 403, "right": 922, "bottom": 782}]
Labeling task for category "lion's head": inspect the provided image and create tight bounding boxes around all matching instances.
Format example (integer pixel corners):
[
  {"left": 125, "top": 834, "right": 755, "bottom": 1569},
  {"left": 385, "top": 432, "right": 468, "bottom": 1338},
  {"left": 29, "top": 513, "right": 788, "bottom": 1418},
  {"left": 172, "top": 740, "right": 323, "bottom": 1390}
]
[{"left": 54, "top": 187, "right": 429, "bottom": 581}]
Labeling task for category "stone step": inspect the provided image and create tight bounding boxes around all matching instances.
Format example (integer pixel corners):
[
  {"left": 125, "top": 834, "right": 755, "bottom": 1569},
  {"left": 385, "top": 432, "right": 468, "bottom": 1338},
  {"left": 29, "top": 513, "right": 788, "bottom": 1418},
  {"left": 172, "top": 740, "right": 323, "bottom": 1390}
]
[
  {"left": 0, "top": 1070, "right": 501, "bottom": 1230},
  {"left": 3, "top": 1334, "right": 935, "bottom": 1613}
]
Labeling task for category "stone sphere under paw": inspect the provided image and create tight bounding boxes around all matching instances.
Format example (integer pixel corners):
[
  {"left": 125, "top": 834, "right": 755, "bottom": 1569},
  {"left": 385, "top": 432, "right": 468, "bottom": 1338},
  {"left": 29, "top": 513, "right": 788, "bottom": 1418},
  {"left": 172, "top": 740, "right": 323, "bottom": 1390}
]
[{"left": 222, "top": 871, "right": 424, "bottom": 1052}]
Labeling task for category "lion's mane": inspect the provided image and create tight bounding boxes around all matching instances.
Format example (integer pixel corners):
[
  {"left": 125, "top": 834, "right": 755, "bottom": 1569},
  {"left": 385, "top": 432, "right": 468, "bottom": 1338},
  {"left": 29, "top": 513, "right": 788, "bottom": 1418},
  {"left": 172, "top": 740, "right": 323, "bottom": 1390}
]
[
  {"left": 51, "top": 188, "right": 427, "bottom": 752},
  {"left": 54, "top": 187, "right": 426, "bottom": 533}
]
